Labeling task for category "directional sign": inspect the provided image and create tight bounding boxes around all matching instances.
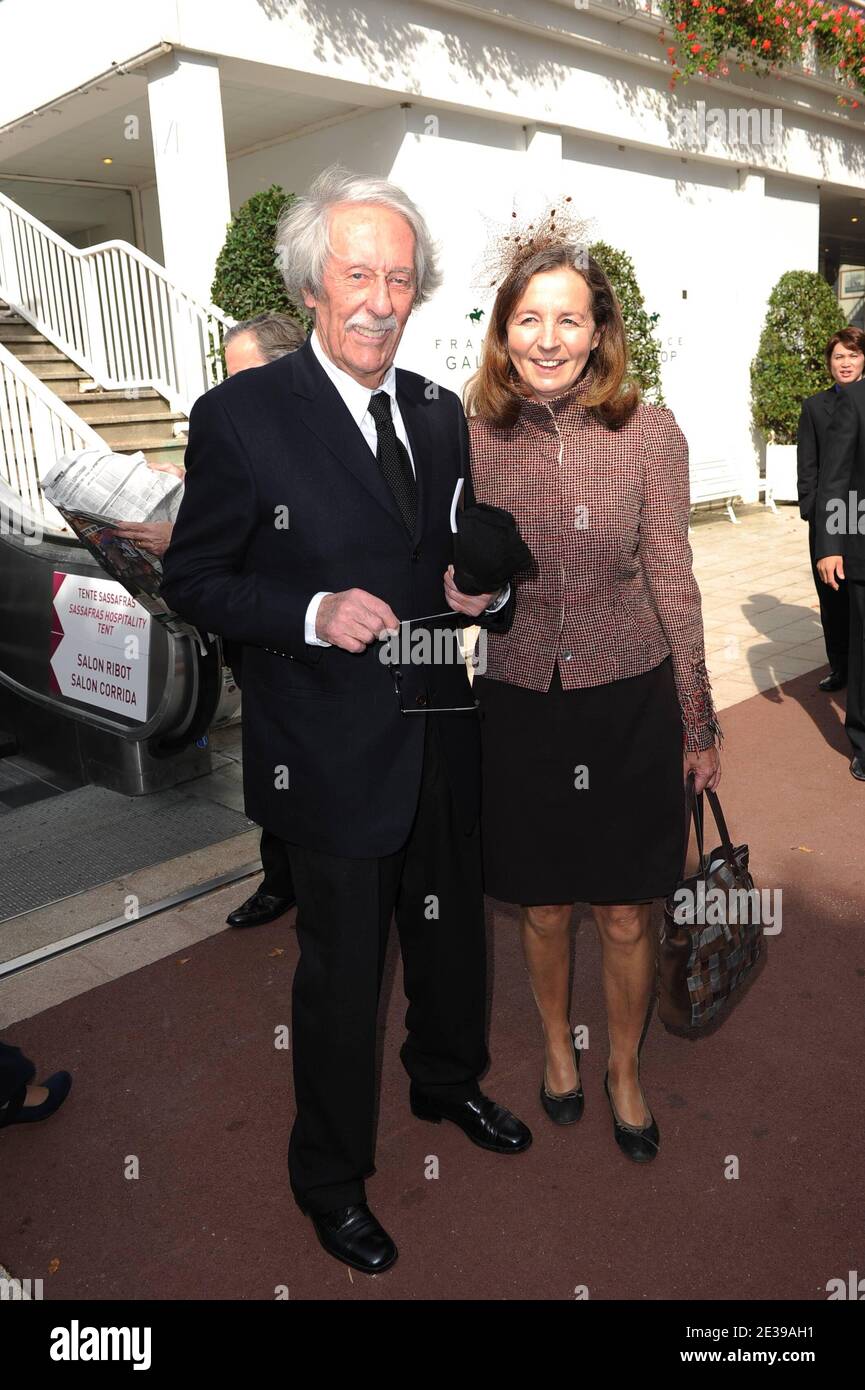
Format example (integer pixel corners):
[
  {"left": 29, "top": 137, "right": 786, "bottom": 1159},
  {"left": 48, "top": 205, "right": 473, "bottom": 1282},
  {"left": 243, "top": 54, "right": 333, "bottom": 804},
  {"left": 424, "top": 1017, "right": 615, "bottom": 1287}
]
[{"left": 49, "top": 572, "right": 151, "bottom": 721}]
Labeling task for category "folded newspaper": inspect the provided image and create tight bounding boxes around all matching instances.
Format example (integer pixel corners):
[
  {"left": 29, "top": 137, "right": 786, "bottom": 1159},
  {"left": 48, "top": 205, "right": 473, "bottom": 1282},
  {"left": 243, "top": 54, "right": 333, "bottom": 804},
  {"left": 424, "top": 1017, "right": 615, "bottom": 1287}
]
[
  {"left": 40, "top": 446, "right": 204, "bottom": 648},
  {"left": 41, "top": 446, "right": 183, "bottom": 524}
]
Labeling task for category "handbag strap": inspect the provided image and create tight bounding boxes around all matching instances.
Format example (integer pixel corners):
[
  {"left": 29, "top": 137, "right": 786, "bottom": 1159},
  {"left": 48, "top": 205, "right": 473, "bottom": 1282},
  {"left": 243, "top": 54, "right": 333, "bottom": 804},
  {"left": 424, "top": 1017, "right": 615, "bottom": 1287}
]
[
  {"left": 680, "top": 773, "right": 706, "bottom": 880},
  {"left": 679, "top": 774, "right": 737, "bottom": 881},
  {"left": 704, "top": 787, "right": 736, "bottom": 859}
]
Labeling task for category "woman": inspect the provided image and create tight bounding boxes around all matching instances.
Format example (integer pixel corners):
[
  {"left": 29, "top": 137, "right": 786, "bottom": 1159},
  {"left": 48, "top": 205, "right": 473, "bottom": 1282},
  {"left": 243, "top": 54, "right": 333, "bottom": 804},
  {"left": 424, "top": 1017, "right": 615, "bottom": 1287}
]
[
  {"left": 465, "top": 239, "right": 722, "bottom": 1162},
  {"left": 796, "top": 326, "right": 865, "bottom": 695}
]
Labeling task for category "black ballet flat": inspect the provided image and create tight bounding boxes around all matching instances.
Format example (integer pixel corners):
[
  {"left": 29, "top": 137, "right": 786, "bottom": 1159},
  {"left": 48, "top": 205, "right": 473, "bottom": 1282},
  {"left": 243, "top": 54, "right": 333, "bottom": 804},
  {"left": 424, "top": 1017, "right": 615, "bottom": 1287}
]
[
  {"left": 540, "top": 1034, "right": 584, "bottom": 1125},
  {"left": 604, "top": 1069, "right": 659, "bottom": 1163}
]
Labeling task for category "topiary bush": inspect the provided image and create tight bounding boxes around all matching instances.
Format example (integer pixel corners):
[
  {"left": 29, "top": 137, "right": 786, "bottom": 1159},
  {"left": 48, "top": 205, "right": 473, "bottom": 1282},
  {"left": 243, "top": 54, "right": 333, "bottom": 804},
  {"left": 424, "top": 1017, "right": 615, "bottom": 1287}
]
[
  {"left": 750, "top": 270, "right": 846, "bottom": 445},
  {"left": 210, "top": 184, "right": 312, "bottom": 333},
  {"left": 589, "top": 240, "right": 665, "bottom": 406}
]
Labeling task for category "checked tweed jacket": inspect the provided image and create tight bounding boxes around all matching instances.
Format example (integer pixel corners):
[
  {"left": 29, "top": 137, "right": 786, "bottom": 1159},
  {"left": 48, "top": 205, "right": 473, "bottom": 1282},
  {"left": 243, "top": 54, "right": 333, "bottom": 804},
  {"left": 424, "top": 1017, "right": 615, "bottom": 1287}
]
[{"left": 467, "top": 368, "right": 722, "bottom": 753}]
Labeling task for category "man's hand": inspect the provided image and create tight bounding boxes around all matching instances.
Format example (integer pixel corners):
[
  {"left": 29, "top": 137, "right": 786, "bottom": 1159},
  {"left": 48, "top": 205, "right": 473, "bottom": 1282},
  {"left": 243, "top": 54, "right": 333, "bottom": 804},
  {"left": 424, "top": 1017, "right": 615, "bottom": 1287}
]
[
  {"left": 316, "top": 589, "right": 399, "bottom": 653},
  {"left": 113, "top": 520, "right": 174, "bottom": 557},
  {"left": 146, "top": 458, "right": 186, "bottom": 480},
  {"left": 443, "top": 565, "right": 499, "bottom": 618},
  {"left": 817, "top": 555, "right": 845, "bottom": 590},
  {"left": 684, "top": 745, "right": 721, "bottom": 794}
]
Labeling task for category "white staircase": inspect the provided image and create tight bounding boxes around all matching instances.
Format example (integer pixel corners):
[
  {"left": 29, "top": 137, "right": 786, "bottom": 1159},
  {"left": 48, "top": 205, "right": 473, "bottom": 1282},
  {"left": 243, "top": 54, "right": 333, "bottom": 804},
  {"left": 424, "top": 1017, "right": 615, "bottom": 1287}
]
[{"left": 0, "top": 190, "right": 234, "bottom": 534}]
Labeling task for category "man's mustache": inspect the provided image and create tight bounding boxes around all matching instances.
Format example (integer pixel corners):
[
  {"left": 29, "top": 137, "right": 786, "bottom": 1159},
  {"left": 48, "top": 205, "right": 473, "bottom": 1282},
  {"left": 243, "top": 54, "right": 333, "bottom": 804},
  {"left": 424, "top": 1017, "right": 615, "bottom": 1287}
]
[{"left": 345, "top": 314, "right": 399, "bottom": 333}]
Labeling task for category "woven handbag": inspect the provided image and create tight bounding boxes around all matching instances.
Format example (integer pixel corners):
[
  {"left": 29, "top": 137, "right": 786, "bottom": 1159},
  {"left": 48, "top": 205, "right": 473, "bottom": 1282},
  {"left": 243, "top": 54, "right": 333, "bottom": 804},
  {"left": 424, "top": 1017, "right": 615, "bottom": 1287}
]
[{"left": 657, "top": 774, "right": 765, "bottom": 1032}]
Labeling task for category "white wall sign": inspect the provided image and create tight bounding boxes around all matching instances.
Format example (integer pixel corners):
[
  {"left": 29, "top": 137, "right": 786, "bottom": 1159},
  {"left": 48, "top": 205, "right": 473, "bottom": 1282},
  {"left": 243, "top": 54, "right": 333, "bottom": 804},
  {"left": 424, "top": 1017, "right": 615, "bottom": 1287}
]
[{"left": 49, "top": 572, "right": 151, "bottom": 721}]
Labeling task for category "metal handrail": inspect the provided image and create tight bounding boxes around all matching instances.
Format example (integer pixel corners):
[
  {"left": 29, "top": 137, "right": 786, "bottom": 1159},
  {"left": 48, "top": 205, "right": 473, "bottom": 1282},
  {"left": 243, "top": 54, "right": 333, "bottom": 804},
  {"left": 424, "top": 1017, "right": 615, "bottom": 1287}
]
[
  {"left": 0, "top": 340, "right": 106, "bottom": 536},
  {"left": 0, "top": 189, "right": 233, "bottom": 416}
]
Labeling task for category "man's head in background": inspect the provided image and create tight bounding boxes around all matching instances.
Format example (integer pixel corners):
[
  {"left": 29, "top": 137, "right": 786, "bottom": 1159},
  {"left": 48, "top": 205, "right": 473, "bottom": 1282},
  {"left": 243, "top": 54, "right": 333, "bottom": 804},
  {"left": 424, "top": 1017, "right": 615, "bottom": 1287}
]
[{"left": 223, "top": 312, "right": 307, "bottom": 376}]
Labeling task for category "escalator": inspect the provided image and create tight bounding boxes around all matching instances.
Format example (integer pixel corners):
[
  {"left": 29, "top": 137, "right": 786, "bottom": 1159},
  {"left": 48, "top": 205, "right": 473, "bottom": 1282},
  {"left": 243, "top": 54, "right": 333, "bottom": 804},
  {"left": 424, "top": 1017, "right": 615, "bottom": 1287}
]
[
  {"left": 0, "top": 477, "right": 237, "bottom": 794},
  {"left": 0, "top": 480, "right": 253, "bottom": 944}
]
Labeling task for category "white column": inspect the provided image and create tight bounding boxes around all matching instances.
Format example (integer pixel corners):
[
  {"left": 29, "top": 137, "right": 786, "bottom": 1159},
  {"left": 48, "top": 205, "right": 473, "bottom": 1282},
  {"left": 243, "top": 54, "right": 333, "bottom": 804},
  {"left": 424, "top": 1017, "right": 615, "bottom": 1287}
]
[
  {"left": 524, "top": 124, "right": 562, "bottom": 166},
  {"left": 146, "top": 51, "right": 231, "bottom": 303},
  {"left": 521, "top": 124, "right": 564, "bottom": 225},
  {"left": 737, "top": 170, "right": 768, "bottom": 503}
]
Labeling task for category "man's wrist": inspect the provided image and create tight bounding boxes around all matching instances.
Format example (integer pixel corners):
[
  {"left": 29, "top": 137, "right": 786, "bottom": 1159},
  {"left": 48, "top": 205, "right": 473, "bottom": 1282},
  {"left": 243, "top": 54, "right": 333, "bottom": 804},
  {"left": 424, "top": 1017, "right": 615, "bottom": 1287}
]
[{"left": 304, "top": 591, "right": 333, "bottom": 646}]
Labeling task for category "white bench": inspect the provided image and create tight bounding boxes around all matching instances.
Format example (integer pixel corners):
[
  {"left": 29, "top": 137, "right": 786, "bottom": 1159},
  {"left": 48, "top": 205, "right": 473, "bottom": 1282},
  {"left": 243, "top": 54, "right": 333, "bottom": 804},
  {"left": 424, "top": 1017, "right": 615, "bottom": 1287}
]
[{"left": 689, "top": 457, "right": 742, "bottom": 524}]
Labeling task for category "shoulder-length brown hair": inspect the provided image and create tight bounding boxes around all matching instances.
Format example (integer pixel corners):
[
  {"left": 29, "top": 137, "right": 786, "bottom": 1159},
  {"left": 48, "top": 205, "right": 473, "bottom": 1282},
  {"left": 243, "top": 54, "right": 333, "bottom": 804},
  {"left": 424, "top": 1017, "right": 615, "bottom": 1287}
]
[{"left": 464, "top": 242, "right": 640, "bottom": 430}]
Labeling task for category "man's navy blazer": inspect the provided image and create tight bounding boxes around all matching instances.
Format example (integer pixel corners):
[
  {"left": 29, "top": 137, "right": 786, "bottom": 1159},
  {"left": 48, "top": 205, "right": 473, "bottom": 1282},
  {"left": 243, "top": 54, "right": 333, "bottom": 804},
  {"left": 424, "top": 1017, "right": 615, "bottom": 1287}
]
[{"left": 161, "top": 337, "right": 507, "bottom": 857}]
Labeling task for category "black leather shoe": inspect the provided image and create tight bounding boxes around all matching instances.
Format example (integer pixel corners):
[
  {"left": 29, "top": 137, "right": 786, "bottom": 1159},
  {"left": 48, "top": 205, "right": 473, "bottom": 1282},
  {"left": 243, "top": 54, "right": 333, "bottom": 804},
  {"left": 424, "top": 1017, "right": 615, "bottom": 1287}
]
[
  {"left": 309, "top": 1203, "right": 397, "bottom": 1274},
  {"left": 540, "top": 1034, "right": 584, "bottom": 1125},
  {"left": 226, "top": 891, "right": 295, "bottom": 928},
  {"left": 410, "top": 1086, "right": 532, "bottom": 1154},
  {"left": 0, "top": 1072, "right": 72, "bottom": 1128},
  {"left": 819, "top": 670, "right": 847, "bottom": 692},
  {"left": 604, "top": 1071, "right": 659, "bottom": 1163},
  {"left": 851, "top": 755, "right": 865, "bottom": 781}
]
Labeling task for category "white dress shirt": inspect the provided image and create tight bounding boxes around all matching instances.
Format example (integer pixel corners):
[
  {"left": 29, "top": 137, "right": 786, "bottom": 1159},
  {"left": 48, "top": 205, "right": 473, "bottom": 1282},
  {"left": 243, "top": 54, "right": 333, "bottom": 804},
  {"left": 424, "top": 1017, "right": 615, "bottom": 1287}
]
[{"left": 304, "top": 329, "right": 506, "bottom": 646}]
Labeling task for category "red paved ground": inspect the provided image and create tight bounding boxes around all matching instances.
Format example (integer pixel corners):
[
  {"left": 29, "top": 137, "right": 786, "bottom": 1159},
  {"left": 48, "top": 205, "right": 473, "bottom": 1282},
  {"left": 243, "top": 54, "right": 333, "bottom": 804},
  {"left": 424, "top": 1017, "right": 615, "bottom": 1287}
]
[{"left": 1, "top": 667, "right": 861, "bottom": 1300}]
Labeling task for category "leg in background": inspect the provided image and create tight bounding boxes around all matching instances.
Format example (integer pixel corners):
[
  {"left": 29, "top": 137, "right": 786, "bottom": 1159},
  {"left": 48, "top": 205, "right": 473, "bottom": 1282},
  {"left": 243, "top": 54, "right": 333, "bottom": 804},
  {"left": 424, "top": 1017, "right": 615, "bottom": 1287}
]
[
  {"left": 846, "top": 581, "right": 865, "bottom": 758},
  {"left": 259, "top": 826, "right": 295, "bottom": 902}
]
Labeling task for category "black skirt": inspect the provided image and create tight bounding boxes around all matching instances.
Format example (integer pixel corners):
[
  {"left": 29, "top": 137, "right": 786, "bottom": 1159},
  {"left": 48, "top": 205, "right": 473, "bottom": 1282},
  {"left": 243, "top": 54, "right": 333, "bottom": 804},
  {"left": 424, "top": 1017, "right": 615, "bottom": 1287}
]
[{"left": 475, "top": 657, "right": 686, "bottom": 906}]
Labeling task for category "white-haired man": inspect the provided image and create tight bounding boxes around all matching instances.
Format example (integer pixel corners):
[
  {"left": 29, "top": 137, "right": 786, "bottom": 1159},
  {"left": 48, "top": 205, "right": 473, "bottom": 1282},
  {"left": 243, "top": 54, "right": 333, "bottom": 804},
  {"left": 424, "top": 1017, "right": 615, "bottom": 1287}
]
[{"left": 161, "top": 166, "right": 530, "bottom": 1275}]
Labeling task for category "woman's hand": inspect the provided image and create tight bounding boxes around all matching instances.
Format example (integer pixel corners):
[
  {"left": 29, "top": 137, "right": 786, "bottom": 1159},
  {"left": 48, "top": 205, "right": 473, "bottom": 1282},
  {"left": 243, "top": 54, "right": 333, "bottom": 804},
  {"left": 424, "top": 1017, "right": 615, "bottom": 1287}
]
[
  {"left": 443, "top": 564, "right": 498, "bottom": 618},
  {"left": 684, "top": 744, "right": 721, "bottom": 794}
]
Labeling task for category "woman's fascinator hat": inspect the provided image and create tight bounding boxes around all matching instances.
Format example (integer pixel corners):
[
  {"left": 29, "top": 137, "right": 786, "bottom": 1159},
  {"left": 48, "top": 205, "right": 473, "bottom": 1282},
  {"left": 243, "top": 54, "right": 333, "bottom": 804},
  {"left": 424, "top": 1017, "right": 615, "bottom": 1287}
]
[
  {"left": 452, "top": 200, "right": 600, "bottom": 595},
  {"left": 469, "top": 194, "right": 597, "bottom": 292}
]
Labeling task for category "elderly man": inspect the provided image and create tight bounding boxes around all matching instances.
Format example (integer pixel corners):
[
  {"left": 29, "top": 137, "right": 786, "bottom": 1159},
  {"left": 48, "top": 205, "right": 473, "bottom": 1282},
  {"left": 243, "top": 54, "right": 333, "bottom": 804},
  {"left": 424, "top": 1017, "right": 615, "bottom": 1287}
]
[{"left": 161, "top": 166, "right": 530, "bottom": 1274}]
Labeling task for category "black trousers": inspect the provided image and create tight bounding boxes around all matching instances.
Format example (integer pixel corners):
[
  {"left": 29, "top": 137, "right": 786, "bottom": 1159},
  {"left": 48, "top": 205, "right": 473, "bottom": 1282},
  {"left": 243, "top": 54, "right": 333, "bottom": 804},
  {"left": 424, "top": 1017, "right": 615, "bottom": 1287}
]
[
  {"left": 283, "top": 719, "right": 488, "bottom": 1214},
  {"left": 846, "top": 580, "right": 865, "bottom": 756},
  {"left": 809, "top": 516, "right": 850, "bottom": 672},
  {"left": 259, "top": 828, "right": 294, "bottom": 900}
]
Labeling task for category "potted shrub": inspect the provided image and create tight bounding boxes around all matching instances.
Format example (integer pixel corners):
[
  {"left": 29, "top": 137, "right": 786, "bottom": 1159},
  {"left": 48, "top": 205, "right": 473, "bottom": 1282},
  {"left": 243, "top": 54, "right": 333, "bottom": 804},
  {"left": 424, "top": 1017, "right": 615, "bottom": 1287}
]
[
  {"left": 589, "top": 240, "right": 665, "bottom": 405},
  {"left": 751, "top": 270, "right": 846, "bottom": 502},
  {"left": 211, "top": 185, "right": 311, "bottom": 366}
]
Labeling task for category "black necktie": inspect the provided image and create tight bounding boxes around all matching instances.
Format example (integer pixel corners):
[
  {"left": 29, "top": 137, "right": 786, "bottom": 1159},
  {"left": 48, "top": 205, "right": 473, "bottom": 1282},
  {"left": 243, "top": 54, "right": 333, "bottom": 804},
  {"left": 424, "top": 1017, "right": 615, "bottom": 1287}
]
[{"left": 367, "top": 391, "right": 417, "bottom": 533}]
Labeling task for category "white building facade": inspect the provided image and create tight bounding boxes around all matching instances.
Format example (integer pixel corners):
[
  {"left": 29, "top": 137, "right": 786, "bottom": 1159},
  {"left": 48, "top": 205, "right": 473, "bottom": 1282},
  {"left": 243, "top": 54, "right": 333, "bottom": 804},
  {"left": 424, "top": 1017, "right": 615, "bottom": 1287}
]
[{"left": 2, "top": 0, "right": 865, "bottom": 502}]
